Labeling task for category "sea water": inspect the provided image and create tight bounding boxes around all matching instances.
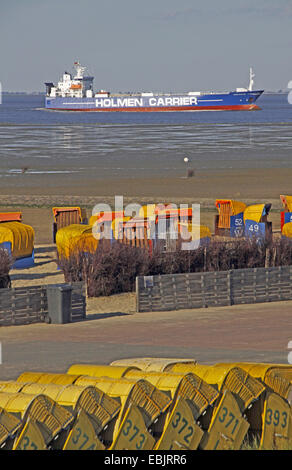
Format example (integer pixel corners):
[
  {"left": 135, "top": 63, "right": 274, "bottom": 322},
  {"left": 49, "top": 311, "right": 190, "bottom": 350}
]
[{"left": 0, "top": 93, "right": 291, "bottom": 181}]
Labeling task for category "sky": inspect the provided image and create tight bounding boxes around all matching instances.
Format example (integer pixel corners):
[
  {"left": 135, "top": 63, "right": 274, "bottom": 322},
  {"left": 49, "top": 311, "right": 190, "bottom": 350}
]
[{"left": 0, "top": 0, "right": 291, "bottom": 92}]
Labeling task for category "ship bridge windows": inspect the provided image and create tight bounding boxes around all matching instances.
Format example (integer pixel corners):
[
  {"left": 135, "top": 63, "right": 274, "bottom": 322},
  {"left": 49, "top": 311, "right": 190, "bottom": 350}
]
[{"left": 63, "top": 73, "right": 72, "bottom": 81}]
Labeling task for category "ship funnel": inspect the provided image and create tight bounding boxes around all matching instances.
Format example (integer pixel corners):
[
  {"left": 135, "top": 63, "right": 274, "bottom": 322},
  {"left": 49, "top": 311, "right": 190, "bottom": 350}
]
[{"left": 248, "top": 67, "right": 255, "bottom": 91}]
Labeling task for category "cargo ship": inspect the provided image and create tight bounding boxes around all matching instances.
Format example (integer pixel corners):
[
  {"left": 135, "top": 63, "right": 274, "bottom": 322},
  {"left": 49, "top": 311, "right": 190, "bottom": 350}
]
[{"left": 44, "top": 62, "right": 264, "bottom": 112}]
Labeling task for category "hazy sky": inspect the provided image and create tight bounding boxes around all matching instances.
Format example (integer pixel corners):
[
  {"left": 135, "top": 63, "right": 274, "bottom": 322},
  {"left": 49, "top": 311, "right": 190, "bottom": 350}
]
[{"left": 1, "top": 0, "right": 291, "bottom": 92}]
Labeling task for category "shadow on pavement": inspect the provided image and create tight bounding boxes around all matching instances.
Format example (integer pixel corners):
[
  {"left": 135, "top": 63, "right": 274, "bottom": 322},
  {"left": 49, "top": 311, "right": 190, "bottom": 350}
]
[{"left": 83, "top": 312, "right": 133, "bottom": 321}]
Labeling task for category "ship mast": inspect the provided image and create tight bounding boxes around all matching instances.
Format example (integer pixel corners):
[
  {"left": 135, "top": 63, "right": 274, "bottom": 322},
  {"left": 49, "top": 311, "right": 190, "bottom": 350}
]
[
  {"left": 74, "top": 61, "right": 86, "bottom": 79},
  {"left": 248, "top": 67, "right": 255, "bottom": 91}
]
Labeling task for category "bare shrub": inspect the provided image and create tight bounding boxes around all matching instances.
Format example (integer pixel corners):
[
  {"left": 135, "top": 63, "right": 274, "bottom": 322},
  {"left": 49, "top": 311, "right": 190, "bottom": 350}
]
[
  {"left": 57, "top": 236, "right": 292, "bottom": 297},
  {"left": 273, "top": 238, "right": 292, "bottom": 266},
  {"left": 85, "top": 243, "right": 150, "bottom": 297},
  {"left": 0, "top": 247, "right": 12, "bottom": 289},
  {"left": 57, "top": 251, "right": 87, "bottom": 283}
]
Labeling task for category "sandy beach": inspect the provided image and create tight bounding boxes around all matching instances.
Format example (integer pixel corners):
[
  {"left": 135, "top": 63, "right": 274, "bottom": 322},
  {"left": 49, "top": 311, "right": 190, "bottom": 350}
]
[{"left": 0, "top": 166, "right": 289, "bottom": 244}]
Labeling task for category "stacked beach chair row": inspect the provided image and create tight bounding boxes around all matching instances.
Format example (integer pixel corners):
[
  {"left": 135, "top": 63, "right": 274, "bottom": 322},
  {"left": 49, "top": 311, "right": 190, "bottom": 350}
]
[
  {"left": 214, "top": 195, "right": 292, "bottom": 242},
  {"left": 2, "top": 196, "right": 292, "bottom": 269},
  {"left": 214, "top": 199, "right": 272, "bottom": 241},
  {"left": 54, "top": 205, "right": 212, "bottom": 259},
  {"left": 53, "top": 197, "right": 292, "bottom": 259},
  {"left": 0, "top": 358, "right": 292, "bottom": 450}
]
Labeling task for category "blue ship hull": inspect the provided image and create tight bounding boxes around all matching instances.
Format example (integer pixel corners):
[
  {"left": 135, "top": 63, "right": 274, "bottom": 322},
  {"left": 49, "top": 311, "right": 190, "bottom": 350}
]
[{"left": 45, "top": 90, "right": 264, "bottom": 112}]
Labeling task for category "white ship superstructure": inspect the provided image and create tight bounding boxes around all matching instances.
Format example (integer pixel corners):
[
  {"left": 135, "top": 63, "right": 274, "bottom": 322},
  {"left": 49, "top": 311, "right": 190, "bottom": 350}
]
[{"left": 45, "top": 61, "right": 94, "bottom": 99}]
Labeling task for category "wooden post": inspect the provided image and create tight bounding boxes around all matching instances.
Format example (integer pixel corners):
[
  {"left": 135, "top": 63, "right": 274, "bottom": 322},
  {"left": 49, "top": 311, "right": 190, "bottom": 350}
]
[
  {"left": 136, "top": 277, "right": 140, "bottom": 312},
  {"left": 272, "top": 246, "right": 277, "bottom": 267},
  {"left": 227, "top": 270, "right": 232, "bottom": 306},
  {"left": 265, "top": 248, "right": 270, "bottom": 268}
]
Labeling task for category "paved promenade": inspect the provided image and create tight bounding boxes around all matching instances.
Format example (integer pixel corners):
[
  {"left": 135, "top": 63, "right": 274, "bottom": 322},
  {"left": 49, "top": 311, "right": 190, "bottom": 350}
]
[{"left": 0, "top": 300, "right": 291, "bottom": 380}]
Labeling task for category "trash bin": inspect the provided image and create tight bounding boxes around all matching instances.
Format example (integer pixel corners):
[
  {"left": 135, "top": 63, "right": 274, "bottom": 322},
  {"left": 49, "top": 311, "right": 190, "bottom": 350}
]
[{"left": 46, "top": 284, "right": 72, "bottom": 324}]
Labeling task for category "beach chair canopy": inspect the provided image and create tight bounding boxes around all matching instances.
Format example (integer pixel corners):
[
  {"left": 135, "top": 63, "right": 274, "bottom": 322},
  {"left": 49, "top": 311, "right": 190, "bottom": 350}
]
[
  {"left": 113, "top": 217, "right": 154, "bottom": 250},
  {"left": 154, "top": 205, "right": 192, "bottom": 220},
  {"left": 0, "top": 221, "right": 34, "bottom": 259},
  {"left": 215, "top": 200, "right": 246, "bottom": 216},
  {"left": 0, "top": 212, "right": 22, "bottom": 223},
  {"left": 56, "top": 224, "right": 99, "bottom": 259},
  {"left": 243, "top": 204, "right": 271, "bottom": 224},
  {"left": 112, "top": 216, "right": 135, "bottom": 234},
  {"left": 138, "top": 204, "right": 156, "bottom": 219},
  {"left": 52, "top": 207, "right": 85, "bottom": 228},
  {"left": 215, "top": 200, "right": 246, "bottom": 230},
  {"left": 280, "top": 195, "right": 292, "bottom": 212},
  {"left": 89, "top": 211, "right": 124, "bottom": 227}
]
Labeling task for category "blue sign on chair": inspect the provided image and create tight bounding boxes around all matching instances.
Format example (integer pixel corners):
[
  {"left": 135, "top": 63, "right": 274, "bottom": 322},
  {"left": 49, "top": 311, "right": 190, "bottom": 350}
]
[
  {"left": 284, "top": 212, "right": 292, "bottom": 225},
  {"left": 0, "top": 241, "right": 34, "bottom": 269},
  {"left": 244, "top": 220, "right": 266, "bottom": 240},
  {"left": 230, "top": 213, "right": 244, "bottom": 238},
  {"left": 0, "top": 241, "right": 12, "bottom": 254}
]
